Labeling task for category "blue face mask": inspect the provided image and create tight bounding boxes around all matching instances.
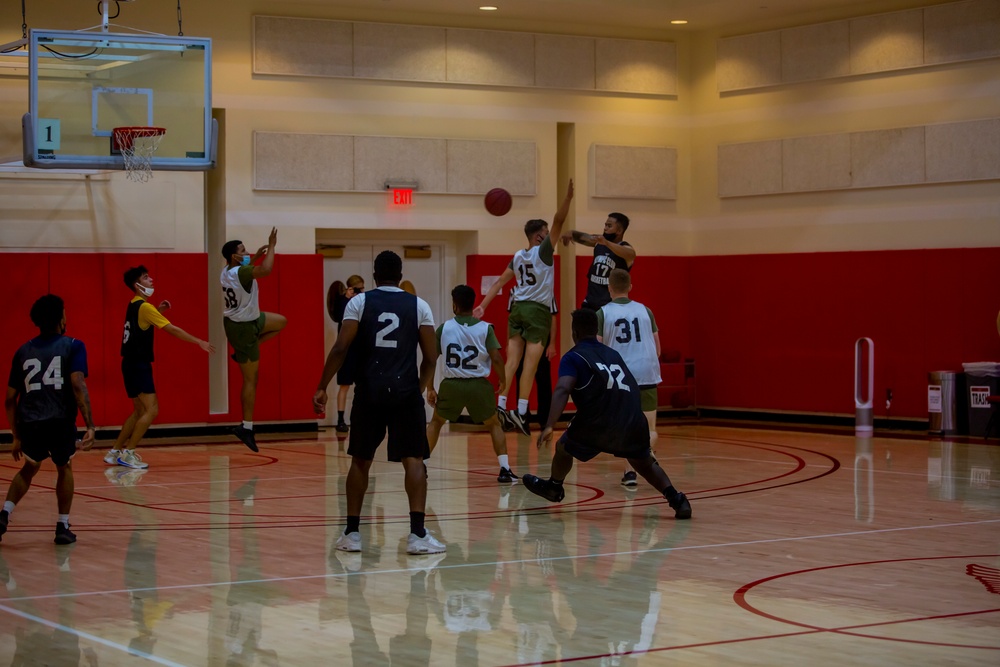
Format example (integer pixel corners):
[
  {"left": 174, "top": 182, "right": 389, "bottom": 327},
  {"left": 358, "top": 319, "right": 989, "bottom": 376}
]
[{"left": 240, "top": 254, "right": 251, "bottom": 266}]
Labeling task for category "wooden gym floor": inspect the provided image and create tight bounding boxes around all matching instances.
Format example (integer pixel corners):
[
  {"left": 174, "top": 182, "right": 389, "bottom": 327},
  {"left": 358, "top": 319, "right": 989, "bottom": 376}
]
[{"left": 0, "top": 424, "right": 997, "bottom": 665}]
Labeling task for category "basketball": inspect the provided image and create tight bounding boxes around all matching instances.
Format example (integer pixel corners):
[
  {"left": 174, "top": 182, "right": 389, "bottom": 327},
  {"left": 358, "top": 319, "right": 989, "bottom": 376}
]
[{"left": 484, "top": 188, "right": 513, "bottom": 216}]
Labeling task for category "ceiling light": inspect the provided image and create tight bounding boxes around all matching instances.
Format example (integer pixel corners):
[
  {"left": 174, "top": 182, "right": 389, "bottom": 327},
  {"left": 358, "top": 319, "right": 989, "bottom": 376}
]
[
  {"left": 670, "top": 20, "right": 688, "bottom": 25},
  {"left": 480, "top": 6, "right": 498, "bottom": 10}
]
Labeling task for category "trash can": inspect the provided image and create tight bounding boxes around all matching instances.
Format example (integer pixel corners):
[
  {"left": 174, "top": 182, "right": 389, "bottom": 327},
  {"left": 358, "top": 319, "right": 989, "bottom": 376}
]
[
  {"left": 962, "top": 362, "right": 1000, "bottom": 437},
  {"left": 928, "top": 371, "right": 958, "bottom": 435}
]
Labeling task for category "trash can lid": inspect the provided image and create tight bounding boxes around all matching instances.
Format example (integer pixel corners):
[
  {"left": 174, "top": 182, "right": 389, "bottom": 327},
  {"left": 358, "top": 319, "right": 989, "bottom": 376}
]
[{"left": 962, "top": 362, "right": 1000, "bottom": 377}]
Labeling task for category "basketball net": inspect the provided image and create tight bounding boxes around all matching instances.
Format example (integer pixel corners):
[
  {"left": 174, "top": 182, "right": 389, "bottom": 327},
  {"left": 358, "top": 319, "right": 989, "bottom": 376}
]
[{"left": 113, "top": 127, "right": 166, "bottom": 183}]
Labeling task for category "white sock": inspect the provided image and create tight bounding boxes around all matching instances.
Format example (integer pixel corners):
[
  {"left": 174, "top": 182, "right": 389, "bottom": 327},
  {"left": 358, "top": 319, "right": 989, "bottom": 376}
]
[
  {"left": 242, "top": 421, "right": 254, "bottom": 430},
  {"left": 58, "top": 514, "right": 70, "bottom": 528},
  {"left": 517, "top": 399, "right": 528, "bottom": 416},
  {"left": 497, "top": 396, "right": 507, "bottom": 410},
  {"left": 498, "top": 454, "right": 509, "bottom": 470},
  {"left": 3, "top": 501, "right": 14, "bottom": 514}
]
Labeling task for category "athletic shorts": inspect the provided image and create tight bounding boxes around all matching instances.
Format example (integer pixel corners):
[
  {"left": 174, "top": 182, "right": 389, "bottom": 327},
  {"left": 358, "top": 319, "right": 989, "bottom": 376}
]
[
  {"left": 434, "top": 377, "right": 496, "bottom": 423},
  {"left": 224, "top": 313, "right": 267, "bottom": 364},
  {"left": 122, "top": 358, "right": 156, "bottom": 398},
  {"left": 348, "top": 390, "right": 429, "bottom": 462},
  {"left": 17, "top": 418, "right": 78, "bottom": 467},
  {"left": 508, "top": 300, "right": 551, "bottom": 345},
  {"left": 639, "top": 386, "right": 658, "bottom": 413},
  {"left": 558, "top": 427, "right": 651, "bottom": 463},
  {"left": 336, "top": 351, "right": 359, "bottom": 386}
]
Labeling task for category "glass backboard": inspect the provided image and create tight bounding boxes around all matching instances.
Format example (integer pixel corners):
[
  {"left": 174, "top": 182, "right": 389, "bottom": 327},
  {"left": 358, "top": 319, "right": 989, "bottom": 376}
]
[{"left": 21, "top": 29, "right": 215, "bottom": 171}]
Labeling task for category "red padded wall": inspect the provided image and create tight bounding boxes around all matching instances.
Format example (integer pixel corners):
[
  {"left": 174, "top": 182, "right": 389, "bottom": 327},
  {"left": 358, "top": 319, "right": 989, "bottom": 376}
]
[
  {"left": 277, "top": 254, "right": 325, "bottom": 421},
  {"left": 2, "top": 253, "right": 324, "bottom": 432},
  {"left": 477, "top": 247, "right": 1000, "bottom": 420}
]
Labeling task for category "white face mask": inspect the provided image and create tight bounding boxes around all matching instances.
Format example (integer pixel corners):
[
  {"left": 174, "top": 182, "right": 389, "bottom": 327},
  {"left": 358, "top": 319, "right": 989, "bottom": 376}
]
[{"left": 136, "top": 283, "right": 154, "bottom": 298}]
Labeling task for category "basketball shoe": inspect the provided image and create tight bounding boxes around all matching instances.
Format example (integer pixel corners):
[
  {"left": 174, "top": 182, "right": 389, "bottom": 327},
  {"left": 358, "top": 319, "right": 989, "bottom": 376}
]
[
  {"left": 104, "top": 448, "right": 122, "bottom": 465},
  {"left": 54, "top": 522, "right": 76, "bottom": 545},
  {"left": 668, "top": 492, "right": 692, "bottom": 520},
  {"left": 507, "top": 410, "right": 530, "bottom": 436},
  {"left": 620, "top": 471, "right": 638, "bottom": 488},
  {"left": 117, "top": 450, "right": 149, "bottom": 469},
  {"left": 233, "top": 425, "right": 259, "bottom": 452},
  {"left": 522, "top": 474, "right": 565, "bottom": 503},
  {"left": 336, "top": 531, "right": 362, "bottom": 553},
  {"left": 407, "top": 531, "right": 446, "bottom": 555},
  {"left": 497, "top": 467, "right": 518, "bottom": 483}
]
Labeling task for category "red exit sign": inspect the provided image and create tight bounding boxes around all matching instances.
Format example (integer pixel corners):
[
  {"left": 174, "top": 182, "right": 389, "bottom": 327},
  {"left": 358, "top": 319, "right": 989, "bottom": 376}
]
[{"left": 392, "top": 188, "right": 413, "bottom": 206}]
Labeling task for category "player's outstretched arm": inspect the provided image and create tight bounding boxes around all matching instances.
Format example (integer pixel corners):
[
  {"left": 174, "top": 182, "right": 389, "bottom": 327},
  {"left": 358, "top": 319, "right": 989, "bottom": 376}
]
[
  {"left": 473, "top": 267, "right": 514, "bottom": 319},
  {"left": 162, "top": 324, "right": 215, "bottom": 353},
  {"left": 594, "top": 235, "right": 637, "bottom": 265},
  {"left": 70, "top": 371, "right": 96, "bottom": 450},
  {"left": 252, "top": 227, "right": 278, "bottom": 280},
  {"left": 563, "top": 229, "right": 598, "bottom": 248},
  {"left": 418, "top": 324, "right": 439, "bottom": 395},
  {"left": 537, "top": 375, "right": 576, "bottom": 448},
  {"left": 548, "top": 179, "right": 574, "bottom": 244},
  {"left": 314, "top": 319, "right": 358, "bottom": 413}
]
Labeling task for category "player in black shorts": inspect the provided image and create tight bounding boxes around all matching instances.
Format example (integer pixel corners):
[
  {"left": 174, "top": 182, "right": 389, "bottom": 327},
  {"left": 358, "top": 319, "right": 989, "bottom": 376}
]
[
  {"left": 2, "top": 295, "right": 96, "bottom": 544},
  {"left": 521, "top": 309, "right": 691, "bottom": 519},
  {"left": 313, "top": 251, "right": 445, "bottom": 555}
]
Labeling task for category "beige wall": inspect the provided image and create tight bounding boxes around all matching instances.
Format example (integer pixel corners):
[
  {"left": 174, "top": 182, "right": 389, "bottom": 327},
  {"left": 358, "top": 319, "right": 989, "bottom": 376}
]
[{"left": 0, "top": 0, "right": 997, "bottom": 258}]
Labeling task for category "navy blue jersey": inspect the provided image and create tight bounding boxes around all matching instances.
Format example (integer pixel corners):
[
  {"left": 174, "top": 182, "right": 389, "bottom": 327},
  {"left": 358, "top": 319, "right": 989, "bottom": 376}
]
[
  {"left": 354, "top": 289, "right": 421, "bottom": 401},
  {"left": 8, "top": 335, "right": 88, "bottom": 424},
  {"left": 559, "top": 338, "right": 647, "bottom": 444},
  {"left": 121, "top": 299, "right": 154, "bottom": 362},
  {"left": 584, "top": 241, "right": 631, "bottom": 308}
]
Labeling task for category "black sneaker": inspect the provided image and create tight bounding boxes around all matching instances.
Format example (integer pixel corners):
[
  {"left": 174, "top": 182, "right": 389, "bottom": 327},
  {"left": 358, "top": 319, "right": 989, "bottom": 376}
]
[
  {"left": 54, "top": 522, "right": 76, "bottom": 545},
  {"left": 522, "top": 474, "right": 565, "bottom": 503},
  {"left": 335, "top": 421, "right": 349, "bottom": 433},
  {"left": 508, "top": 410, "right": 530, "bottom": 436},
  {"left": 668, "top": 492, "right": 692, "bottom": 520},
  {"left": 497, "top": 467, "right": 518, "bottom": 484},
  {"left": 0, "top": 510, "right": 8, "bottom": 541},
  {"left": 497, "top": 407, "right": 517, "bottom": 432},
  {"left": 620, "top": 471, "right": 638, "bottom": 488},
  {"left": 233, "top": 425, "right": 259, "bottom": 453}
]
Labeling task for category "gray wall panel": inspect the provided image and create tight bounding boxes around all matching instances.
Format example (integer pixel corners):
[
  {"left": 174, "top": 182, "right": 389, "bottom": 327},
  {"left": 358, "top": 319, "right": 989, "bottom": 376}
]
[
  {"left": 592, "top": 145, "right": 677, "bottom": 199},
  {"left": 354, "top": 137, "right": 448, "bottom": 192},
  {"left": 596, "top": 38, "right": 677, "bottom": 95},
  {"left": 535, "top": 34, "right": 596, "bottom": 90},
  {"left": 254, "top": 132, "right": 354, "bottom": 191},
  {"left": 354, "top": 23, "right": 447, "bottom": 81},
  {"left": 718, "top": 141, "right": 783, "bottom": 197},
  {"left": 446, "top": 29, "right": 535, "bottom": 86},
  {"left": 253, "top": 16, "right": 353, "bottom": 77},
  {"left": 446, "top": 140, "right": 536, "bottom": 195}
]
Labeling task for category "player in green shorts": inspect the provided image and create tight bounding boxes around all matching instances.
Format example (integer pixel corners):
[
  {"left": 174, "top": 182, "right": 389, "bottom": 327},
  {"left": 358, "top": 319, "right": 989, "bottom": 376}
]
[
  {"left": 428, "top": 285, "right": 515, "bottom": 483},
  {"left": 220, "top": 227, "right": 287, "bottom": 452},
  {"left": 474, "top": 180, "right": 574, "bottom": 435}
]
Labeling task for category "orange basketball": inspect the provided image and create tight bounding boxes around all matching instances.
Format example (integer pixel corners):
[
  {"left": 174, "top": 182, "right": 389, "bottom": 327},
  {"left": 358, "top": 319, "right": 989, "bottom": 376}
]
[{"left": 484, "top": 188, "right": 513, "bottom": 216}]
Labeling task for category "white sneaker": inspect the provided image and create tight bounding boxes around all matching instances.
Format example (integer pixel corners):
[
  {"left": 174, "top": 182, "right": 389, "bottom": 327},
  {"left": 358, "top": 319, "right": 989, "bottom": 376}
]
[
  {"left": 117, "top": 450, "right": 149, "bottom": 470},
  {"left": 103, "top": 449, "right": 121, "bottom": 465},
  {"left": 407, "top": 531, "right": 446, "bottom": 555},
  {"left": 335, "top": 531, "right": 362, "bottom": 553}
]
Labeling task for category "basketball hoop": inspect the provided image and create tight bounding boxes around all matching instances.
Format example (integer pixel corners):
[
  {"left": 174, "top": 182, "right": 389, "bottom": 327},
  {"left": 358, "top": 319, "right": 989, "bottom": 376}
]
[{"left": 112, "top": 126, "right": 166, "bottom": 182}]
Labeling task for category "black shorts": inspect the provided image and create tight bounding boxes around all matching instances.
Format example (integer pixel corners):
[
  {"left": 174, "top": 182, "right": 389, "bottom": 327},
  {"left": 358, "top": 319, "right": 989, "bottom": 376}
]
[
  {"left": 348, "top": 391, "right": 429, "bottom": 462},
  {"left": 17, "top": 419, "right": 78, "bottom": 466},
  {"left": 559, "top": 428, "right": 651, "bottom": 462},
  {"left": 336, "top": 352, "right": 359, "bottom": 386},
  {"left": 122, "top": 359, "right": 156, "bottom": 398}
]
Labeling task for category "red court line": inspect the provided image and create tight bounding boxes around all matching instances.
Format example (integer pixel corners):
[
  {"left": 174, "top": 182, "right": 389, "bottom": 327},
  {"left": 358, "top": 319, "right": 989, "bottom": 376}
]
[{"left": 734, "top": 554, "right": 1000, "bottom": 649}]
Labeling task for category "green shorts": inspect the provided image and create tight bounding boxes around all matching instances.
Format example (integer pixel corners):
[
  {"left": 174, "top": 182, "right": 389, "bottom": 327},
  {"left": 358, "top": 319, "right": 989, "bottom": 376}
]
[
  {"left": 224, "top": 313, "right": 266, "bottom": 363},
  {"left": 508, "top": 300, "right": 551, "bottom": 345},
  {"left": 435, "top": 377, "right": 496, "bottom": 423},
  {"left": 640, "top": 386, "right": 658, "bottom": 413}
]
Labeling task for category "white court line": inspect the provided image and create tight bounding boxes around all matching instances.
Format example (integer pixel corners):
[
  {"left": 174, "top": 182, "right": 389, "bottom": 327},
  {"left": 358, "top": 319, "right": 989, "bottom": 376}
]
[
  {"left": 0, "top": 602, "right": 189, "bottom": 666},
  {"left": 5, "top": 517, "right": 999, "bottom": 603}
]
